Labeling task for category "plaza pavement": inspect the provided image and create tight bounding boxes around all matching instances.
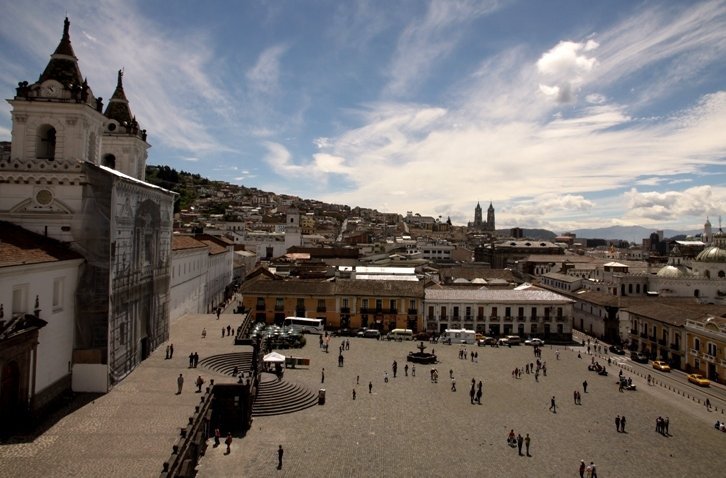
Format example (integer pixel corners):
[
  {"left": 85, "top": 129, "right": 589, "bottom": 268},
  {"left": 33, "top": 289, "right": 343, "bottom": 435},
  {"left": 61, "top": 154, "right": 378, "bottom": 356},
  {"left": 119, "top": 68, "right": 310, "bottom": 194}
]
[{"left": 1, "top": 309, "right": 725, "bottom": 478}]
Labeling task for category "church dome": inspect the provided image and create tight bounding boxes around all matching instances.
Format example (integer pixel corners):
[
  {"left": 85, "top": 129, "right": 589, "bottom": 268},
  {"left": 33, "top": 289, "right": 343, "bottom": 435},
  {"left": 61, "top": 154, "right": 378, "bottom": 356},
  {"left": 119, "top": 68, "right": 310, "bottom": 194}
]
[
  {"left": 695, "top": 246, "right": 726, "bottom": 263},
  {"left": 656, "top": 265, "right": 688, "bottom": 278}
]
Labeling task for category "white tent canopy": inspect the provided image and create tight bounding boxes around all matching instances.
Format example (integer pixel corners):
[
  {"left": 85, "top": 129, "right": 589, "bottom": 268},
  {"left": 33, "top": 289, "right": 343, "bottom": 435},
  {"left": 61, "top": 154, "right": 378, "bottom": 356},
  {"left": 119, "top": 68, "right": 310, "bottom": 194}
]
[{"left": 263, "top": 352, "right": 286, "bottom": 363}]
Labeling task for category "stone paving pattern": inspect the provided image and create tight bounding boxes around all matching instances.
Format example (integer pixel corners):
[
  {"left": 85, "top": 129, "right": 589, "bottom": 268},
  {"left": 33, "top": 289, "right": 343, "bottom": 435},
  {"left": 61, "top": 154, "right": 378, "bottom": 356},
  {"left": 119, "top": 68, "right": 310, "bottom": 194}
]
[{"left": 1, "top": 309, "right": 725, "bottom": 477}]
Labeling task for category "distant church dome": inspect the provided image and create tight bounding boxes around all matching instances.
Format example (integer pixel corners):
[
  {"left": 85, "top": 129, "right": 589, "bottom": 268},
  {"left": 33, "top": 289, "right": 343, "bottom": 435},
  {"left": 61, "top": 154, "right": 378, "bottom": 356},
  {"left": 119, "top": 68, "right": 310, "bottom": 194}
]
[
  {"left": 695, "top": 245, "right": 726, "bottom": 263},
  {"left": 656, "top": 265, "right": 689, "bottom": 278}
]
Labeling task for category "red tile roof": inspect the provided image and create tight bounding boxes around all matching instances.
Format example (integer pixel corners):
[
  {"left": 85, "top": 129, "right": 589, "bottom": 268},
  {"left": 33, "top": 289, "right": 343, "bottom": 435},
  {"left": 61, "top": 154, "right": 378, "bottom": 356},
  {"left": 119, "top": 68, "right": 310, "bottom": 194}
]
[{"left": 0, "top": 221, "right": 83, "bottom": 267}]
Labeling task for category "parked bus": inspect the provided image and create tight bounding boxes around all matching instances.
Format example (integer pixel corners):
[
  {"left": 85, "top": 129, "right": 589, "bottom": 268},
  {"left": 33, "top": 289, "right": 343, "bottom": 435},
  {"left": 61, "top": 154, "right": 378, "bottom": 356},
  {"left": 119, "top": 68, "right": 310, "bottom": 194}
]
[{"left": 283, "top": 317, "right": 324, "bottom": 335}]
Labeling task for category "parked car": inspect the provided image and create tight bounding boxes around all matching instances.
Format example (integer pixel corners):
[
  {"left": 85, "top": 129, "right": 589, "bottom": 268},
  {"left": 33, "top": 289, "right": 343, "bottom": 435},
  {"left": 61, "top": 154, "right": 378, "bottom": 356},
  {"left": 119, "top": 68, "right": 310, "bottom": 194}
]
[
  {"left": 477, "top": 336, "right": 496, "bottom": 346},
  {"left": 363, "top": 329, "right": 381, "bottom": 339},
  {"left": 524, "top": 338, "right": 544, "bottom": 346},
  {"left": 687, "top": 373, "right": 711, "bottom": 387},
  {"left": 630, "top": 352, "right": 649, "bottom": 363},
  {"left": 652, "top": 360, "right": 671, "bottom": 372},
  {"left": 609, "top": 345, "right": 625, "bottom": 355}
]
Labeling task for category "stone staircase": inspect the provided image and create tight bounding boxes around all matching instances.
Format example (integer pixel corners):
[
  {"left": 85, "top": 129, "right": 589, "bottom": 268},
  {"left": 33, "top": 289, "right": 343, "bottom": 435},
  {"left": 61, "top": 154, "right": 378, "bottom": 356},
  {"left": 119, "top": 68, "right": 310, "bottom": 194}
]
[
  {"left": 252, "top": 373, "right": 319, "bottom": 417},
  {"left": 198, "top": 352, "right": 254, "bottom": 376}
]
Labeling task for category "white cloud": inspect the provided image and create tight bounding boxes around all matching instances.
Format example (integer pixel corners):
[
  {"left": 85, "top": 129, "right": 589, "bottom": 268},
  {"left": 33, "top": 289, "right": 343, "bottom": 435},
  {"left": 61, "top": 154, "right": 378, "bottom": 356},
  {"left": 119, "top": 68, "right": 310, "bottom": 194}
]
[
  {"left": 624, "top": 185, "right": 726, "bottom": 222},
  {"left": 314, "top": 137, "right": 332, "bottom": 149},
  {"left": 385, "top": 0, "right": 501, "bottom": 97},
  {"left": 313, "top": 153, "right": 350, "bottom": 174},
  {"left": 537, "top": 40, "right": 598, "bottom": 103},
  {"left": 246, "top": 44, "right": 287, "bottom": 95}
]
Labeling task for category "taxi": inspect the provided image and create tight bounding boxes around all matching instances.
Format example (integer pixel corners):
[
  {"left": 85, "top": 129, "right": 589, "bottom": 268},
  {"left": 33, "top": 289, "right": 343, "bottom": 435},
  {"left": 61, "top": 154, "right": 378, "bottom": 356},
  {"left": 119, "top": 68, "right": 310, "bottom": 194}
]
[
  {"left": 652, "top": 360, "right": 671, "bottom": 372},
  {"left": 687, "top": 373, "right": 710, "bottom": 387}
]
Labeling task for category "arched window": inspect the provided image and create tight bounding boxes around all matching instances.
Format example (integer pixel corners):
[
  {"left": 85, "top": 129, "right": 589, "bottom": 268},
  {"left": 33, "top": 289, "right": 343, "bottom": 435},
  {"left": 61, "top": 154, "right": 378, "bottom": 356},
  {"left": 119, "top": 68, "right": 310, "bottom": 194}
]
[
  {"left": 102, "top": 154, "right": 116, "bottom": 168},
  {"left": 37, "top": 125, "right": 56, "bottom": 160},
  {"left": 718, "top": 270, "right": 725, "bottom": 278}
]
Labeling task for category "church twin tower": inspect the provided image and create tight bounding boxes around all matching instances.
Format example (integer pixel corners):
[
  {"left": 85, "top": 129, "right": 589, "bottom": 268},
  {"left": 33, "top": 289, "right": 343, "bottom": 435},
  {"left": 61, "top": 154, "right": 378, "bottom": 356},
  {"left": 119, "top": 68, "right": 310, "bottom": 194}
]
[{"left": 470, "top": 201, "right": 495, "bottom": 232}]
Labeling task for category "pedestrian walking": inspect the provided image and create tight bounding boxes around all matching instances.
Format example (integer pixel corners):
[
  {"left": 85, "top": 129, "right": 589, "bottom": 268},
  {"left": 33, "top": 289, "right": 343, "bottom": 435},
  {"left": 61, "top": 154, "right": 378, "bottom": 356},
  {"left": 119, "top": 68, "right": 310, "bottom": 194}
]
[
  {"left": 216, "top": 307, "right": 221, "bottom": 320},
  {"left": 356, "top": 375, "right": 360, "bottom": 385},
  {"left": 193, "top": 352, "right": 199, "bottom": 368},
  {"left": 476, "top": 381, "right": 483, "bottom": 404},
  {"left": 706, "top": 398, "right": 711, "bottom": 410},
  {"left": 321, "top": 368, "right": 325, "bottom": 383},
  {"left": 582, "top": 380, "right": 588, "bottom": 393},
  {"left": 392, "top": 360, "right": 398, "bottom": 378},
  {"left": 664, "top": 417, "right": 670, "bottom": 435},
  {"left": 405, "top": 364, "right": 409, "bottom": 376},
  {"left": 177, "top": 373, "right": 184, "bottom": 394},
  {"left": 589, "top": 461, "right": 597, "bottom": 478},
  {"left": 620, "top": 415, "right": 626, "bottom": 432},
  {"left": 196, "top": 375, "right": 204, "bottom": 393},
  {"left": 189, "top": 353, "right": 194, "bottom": 368},
  {"left": 615, "top": 415, "right": 621, "bottom": 432},
  {"left": 469, "top": 384, "right": 475, "bottom": 404},
  {"left": 277, "top": 445, "right": 283, "bottom": 469},
  {"left": 412, "top": 365, "right": 416, "bottom": 377},
  {"left": 225, "top": 433, "right": 232, "bottom": 454},
  {"left": 556, "top": 350, "right": 560, "bottom": 360},
  {"left": 169, "top": 343, "right": 174, "bottom": 358},
  {"left": 579, "top": 460, "right": 586, "bottom": 478},
  {"left": 165, "top": 345, "right": 170, "bottom": 359},
  {"left": 517, "top": 433, "right": 523, "bottom": 455},
  {"left": 451, "top": 378, "right": 456, "bottom": 392},
  {"left": 213, "top": 428, "right": 220, "bottom": 447},
  {"left": 647, "top": 374, "right": 652, "bottom": 385},
  {"left": 573, "top": 390, "right": 578, "bottom": 404},
  {"left": 384, "top": 371, "right": 389, "bottom": 383},
  {"left": 524, "top": 433, "right": 531, "bottom": 456},
  {"left": 352, "top": 389, "right": 356, "bottom": 400},
  {"left": 369, "top": 381, "right": 373, "bottom": 393},
  {"left": 549, "top": 396, "right": 556, "bottom": 413},
  {"left": 202, "top": 328, "right": 206, "bottom": 339}
]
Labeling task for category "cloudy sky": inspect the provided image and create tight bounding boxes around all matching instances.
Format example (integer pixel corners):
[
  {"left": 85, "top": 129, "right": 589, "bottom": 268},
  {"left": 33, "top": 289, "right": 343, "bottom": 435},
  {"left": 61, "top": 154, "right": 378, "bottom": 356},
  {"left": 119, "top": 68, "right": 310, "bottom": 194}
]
[{"left": 1, "top": 0, "right": 724, "bottom": 232}]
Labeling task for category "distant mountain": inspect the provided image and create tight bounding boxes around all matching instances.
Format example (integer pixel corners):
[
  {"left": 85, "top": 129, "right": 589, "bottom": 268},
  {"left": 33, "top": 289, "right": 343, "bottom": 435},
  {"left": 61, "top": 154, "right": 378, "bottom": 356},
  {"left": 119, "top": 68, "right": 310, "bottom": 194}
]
[{"left": 566, "top": 225, "right": 701, "bottom": 244}]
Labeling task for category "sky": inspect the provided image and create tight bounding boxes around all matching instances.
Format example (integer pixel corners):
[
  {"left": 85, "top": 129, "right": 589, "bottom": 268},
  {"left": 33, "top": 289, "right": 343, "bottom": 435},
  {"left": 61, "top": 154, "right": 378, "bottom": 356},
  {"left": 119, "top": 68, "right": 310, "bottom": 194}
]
[{"left": 0, "top": 0, "right": 725, "bottom": 233}]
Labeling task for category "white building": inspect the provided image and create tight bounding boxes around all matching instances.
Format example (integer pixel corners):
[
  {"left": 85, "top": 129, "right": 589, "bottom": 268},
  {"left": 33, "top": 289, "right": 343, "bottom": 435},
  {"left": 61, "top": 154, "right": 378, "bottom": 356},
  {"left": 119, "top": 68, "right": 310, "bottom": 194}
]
[
  {"left": 0, "top": 221, "right": 84, "bottom": 425},
  {"left": 424, "top": 286, "right": 574, "bottom": 341}
]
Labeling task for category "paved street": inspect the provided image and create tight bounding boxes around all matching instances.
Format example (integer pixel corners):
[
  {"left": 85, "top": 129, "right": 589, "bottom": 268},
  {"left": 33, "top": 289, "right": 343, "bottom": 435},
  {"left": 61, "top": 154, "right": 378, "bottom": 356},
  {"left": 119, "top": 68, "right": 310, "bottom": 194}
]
[{"left": 1, "top": 311, "right": 725, "bottom": 477}]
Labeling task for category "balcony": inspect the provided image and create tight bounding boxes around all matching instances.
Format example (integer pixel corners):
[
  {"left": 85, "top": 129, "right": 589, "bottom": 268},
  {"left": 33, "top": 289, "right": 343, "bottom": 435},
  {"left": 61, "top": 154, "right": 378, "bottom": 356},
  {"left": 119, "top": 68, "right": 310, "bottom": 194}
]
[
  {"left": 670, "top": 343, "right": 680, "bottom": 351},
  {"left": 639, "top": 332, "right": 648, "bottom": 339},
  {"left": 490, "top": 315, "right": 499, "bottom": 320},
  {"left": 543, "top": 316, "right": 552, "bottom": 322},
  {"left": 703, "top": 353, "right": 717, "bottom": 363},
  {"left": 530, "top": 316, "right": 538, "bottom": 322},
  {"left": 504, "top": 316, "right": 513, "bottom": 322},
  {"left": 464, "top": 315, "right": 473, "bottom": 321},
  {"left": 649, "top": 336, "right": 657, "bottom": 342},
  {"left": 274, "top": 306, "right": 284, "bottom": 312},
  {"left": 556, "top": 316, "right": 566, "bottom": 322},
  {"left": 477, "top": 315, "right": 485, "bottom": 321},
  {"left": 407, "top": 309, "right": 418, "bottom": 316},
  {"left": 255, "top": 305, "right": 266, "bottom": 311},
  {"left": 516, "top": 316, "right": 526, "bottom": 322},
  {"left": 316, "top": 307, "right": 327, "bottom": 313},
  {"left": 341, "top": 307, "right": 350, "bottom": 314},
  {"left": 657, "top": 339, "right": 667, "bottom": 346},
  {"left": 630, "top": 329, "right": 638, "bottom": 335},
  {"left": 360, "top": 308, "right": 396, "bottom": 315}
]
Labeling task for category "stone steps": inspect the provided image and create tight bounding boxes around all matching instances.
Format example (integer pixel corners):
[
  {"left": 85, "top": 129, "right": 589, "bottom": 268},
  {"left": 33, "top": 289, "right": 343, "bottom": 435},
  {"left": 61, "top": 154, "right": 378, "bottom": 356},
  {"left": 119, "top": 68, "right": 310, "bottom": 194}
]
[
  {"left": 252, "top": 374, "right": 319, "bottom": 417},
  {"left": 198, "top": 352, "right": 254, "bottom": 376}
]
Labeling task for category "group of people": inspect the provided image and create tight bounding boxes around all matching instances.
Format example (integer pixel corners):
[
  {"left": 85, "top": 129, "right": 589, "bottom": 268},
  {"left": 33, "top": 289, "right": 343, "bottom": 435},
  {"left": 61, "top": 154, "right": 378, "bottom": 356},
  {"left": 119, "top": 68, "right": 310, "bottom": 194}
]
[
  {"left": 512, "top": 359, "right": 547, "bottom": 381},
  {"left": 579, "top": 460, "right": 598, "bottom": 478},
  {"left": 655, "top": 416, "right": 670, "bottom": 435},
  {"left": 506, "top": 429, "right": 532, "bottom": 456}
]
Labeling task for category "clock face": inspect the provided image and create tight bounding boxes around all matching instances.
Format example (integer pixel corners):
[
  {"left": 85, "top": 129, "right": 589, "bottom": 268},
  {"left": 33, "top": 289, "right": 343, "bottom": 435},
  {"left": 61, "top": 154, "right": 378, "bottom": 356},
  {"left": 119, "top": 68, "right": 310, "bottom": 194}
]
[{"left": 44, "top": 84, "right": 62, "bottom": 98}]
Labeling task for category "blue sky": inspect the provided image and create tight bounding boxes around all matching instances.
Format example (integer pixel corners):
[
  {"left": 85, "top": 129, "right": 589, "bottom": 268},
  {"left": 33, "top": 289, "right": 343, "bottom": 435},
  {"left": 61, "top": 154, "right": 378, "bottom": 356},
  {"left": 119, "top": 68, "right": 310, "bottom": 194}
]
[{"left": 1, "top": 0, "right": 724, "bottom": 233}]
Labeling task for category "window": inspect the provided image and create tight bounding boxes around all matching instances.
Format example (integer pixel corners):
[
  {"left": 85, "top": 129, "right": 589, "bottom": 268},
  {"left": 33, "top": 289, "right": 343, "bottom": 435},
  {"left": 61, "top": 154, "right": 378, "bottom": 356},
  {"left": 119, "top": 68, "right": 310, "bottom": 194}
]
[
  {"left": 102, "top": 154, "right": 116, "bottom": 168},
  {"left": 275, "top": 298, "right": 284, "bottom": 310},
  {"left": 389, "top": 299, "right": 397, "bottom": 311},
  {"left": 505, "top": 307, "right": 511, "bottom": 317},
  {"left": 119, "top": 322, "right": 126, "bottom": 345},
  {"left": 13, "top": 285, "right": 30, "bottom": 315},
  {"left": 375, "top": 299, "right": 382, "bottom": 311},
  {"left": 362, "top": 299, "right": 369, "bottom": 309},
  {"left": 53, "top": 277, "right": 64, "bottom": 311},
  {"left": 694, "top": 338, "right": 701, "bottom": 351},
  {"left": 453, "top": 306, "right": 459, "bottom": 318},
  {"left": 37, "top": 125, "right": 56, "bottom": 160},
  {"left": 491, "top": 307, "right": 498, "bottom": 317},
  {"left": 409, "top": 299, "right": 416, "bottom": 310},
  {"left": 342, "top": 297, "right": 349, "bottom": 308},
  {"left": 707, "top": 343, "right": 717, "bottom": 356},
  {"left": 518, "top": 307, "right": 524, "bottom": 318}
]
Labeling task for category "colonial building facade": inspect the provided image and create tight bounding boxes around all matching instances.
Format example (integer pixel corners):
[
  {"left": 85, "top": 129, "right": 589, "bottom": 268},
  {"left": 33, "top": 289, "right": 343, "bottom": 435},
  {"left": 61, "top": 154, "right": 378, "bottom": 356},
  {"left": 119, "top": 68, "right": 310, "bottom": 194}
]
[{"left": 0, "top": 19, "right": 175, "bottom": 399}]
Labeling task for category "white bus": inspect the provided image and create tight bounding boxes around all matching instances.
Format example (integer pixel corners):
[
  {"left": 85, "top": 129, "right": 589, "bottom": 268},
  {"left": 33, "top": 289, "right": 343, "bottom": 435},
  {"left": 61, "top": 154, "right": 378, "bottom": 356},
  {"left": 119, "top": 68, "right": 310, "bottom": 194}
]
[
  {"left": 387, "top": 328, "right": 414, "bottom": 341},
  {"left": 283, "top": 317, "right": 324, "bottom": 335}
]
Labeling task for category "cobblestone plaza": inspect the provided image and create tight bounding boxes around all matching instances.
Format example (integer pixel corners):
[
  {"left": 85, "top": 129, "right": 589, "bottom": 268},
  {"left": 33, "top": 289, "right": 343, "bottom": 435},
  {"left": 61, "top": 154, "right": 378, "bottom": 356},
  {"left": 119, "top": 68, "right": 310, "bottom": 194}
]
[{"left": 1, "top": 311, "right": 724, "bottom": 477}]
